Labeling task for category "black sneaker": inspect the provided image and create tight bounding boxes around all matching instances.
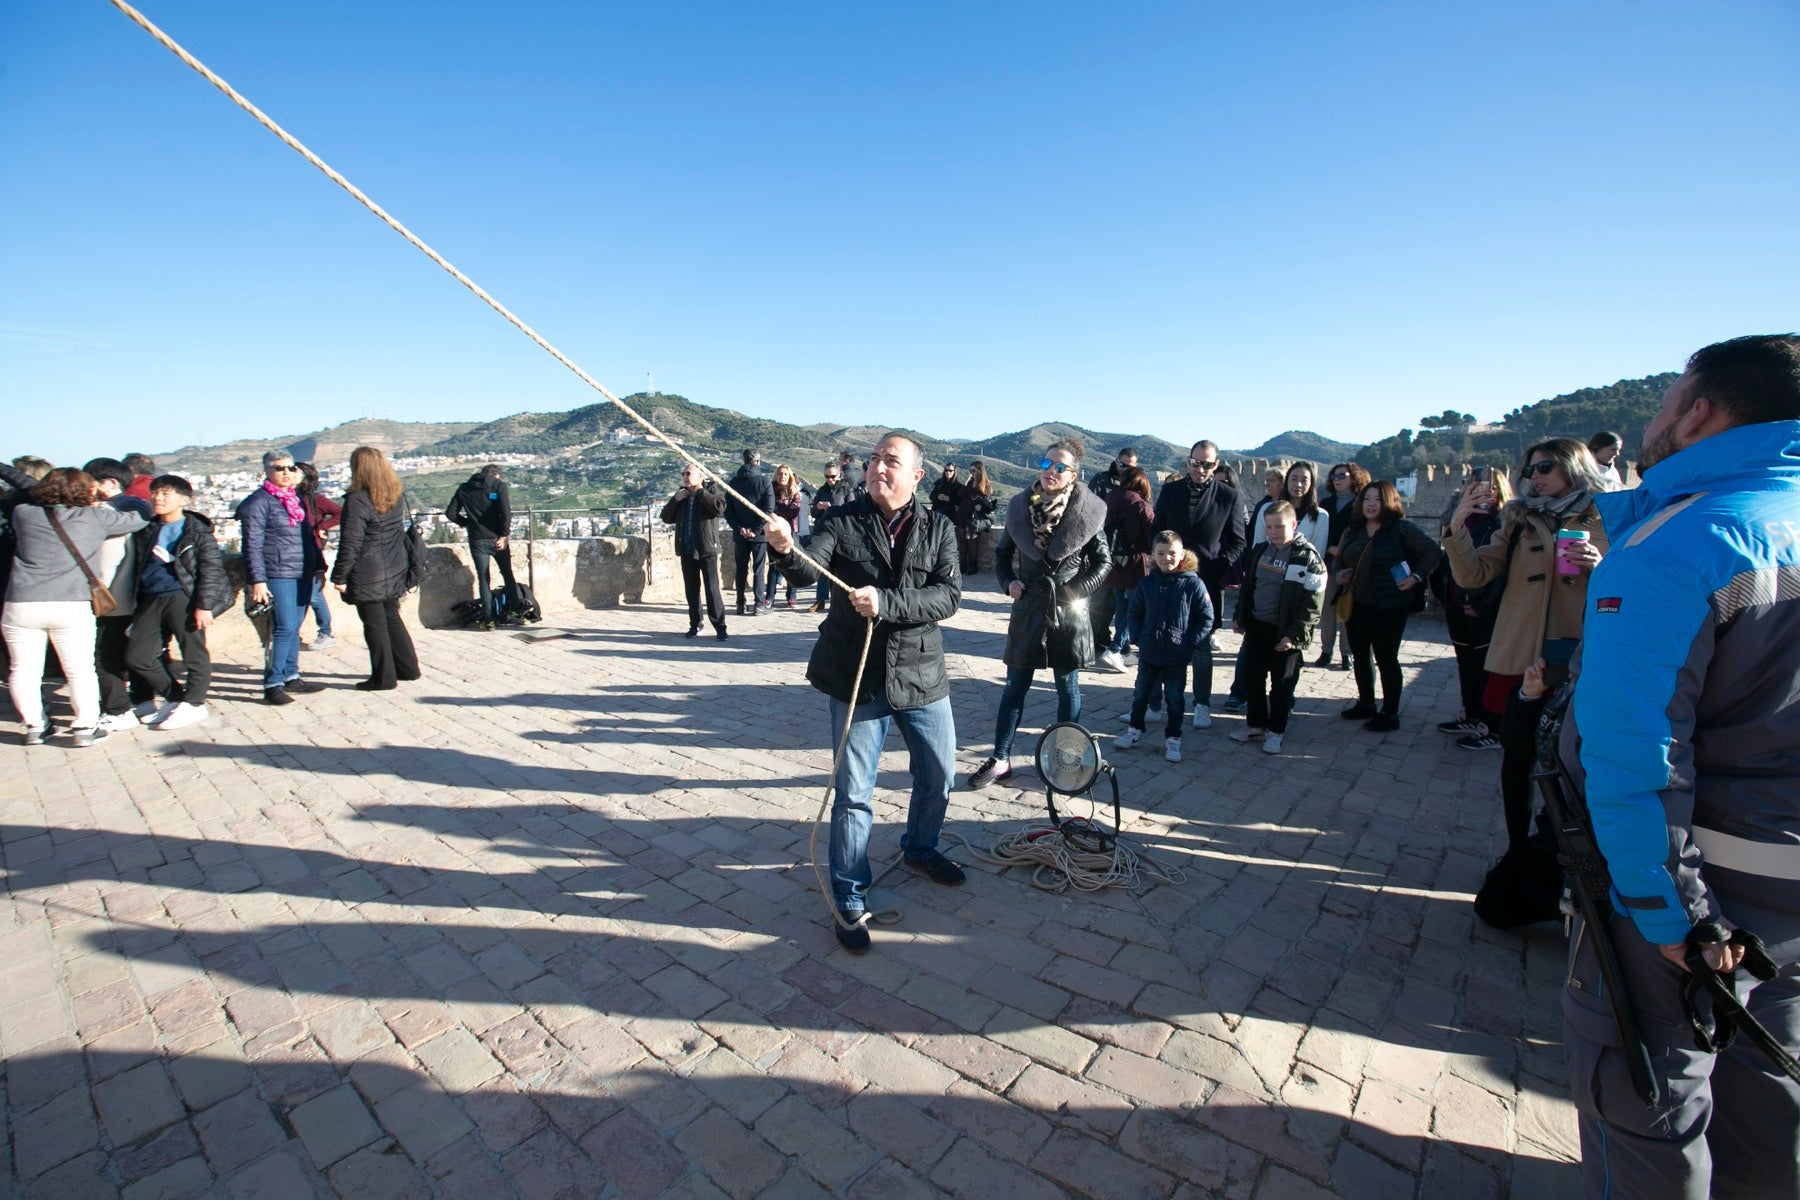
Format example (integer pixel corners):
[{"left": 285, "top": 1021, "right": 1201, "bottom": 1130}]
[
  {"left": 904, "top": 851, "right": 966, "bottom": 886},
  {"left": 264, "top": 687, "right": 294, "bottom": 706},
  {"left": 835, "top": 911, "right": 871, "bottom": 954},
  {"left": 1457, "top": 732, "right": 1502, "bottom": 751},
  {"left": 967, "top": 757, "right": 1012, "bottom": 789},
  {"left": 715, "top": 627, "right": 728, "bottom": 641},
  {"left": 1363, "top": 713, "right": 1400, "bottom": 732},
  {"left": 286, "top": 679, "right": 326, "bottom": 695},
  {"left": 69, "top": 726, "right": 109, "bottom": 748},
  {"left": 685, "top": 626, "right": 701, "bottom": 638},
  {"left": 1437, "top": 718, "right": 1480, "bottom": 735},
  {"left": 1339, "top": 702, "right": 1378, "bottom": 720}
]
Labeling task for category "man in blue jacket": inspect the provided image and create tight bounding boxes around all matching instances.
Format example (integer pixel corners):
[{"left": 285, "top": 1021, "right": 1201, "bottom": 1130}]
[{"left": 1563, "top": 334, "right": 1800, "bottom": 1199}]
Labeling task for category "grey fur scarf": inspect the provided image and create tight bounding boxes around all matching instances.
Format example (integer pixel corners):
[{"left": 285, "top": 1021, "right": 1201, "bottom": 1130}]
[{"left": 1004, "top": 481, "right": 1107, "bottom": 566}]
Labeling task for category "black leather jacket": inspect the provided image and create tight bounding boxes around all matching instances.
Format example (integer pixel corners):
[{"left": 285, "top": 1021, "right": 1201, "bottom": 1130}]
[
  {"left": 773, "top": 496, "right": 961, "bottom": 708},
  {"left": 994, "top": 486, "right": 1113, "bottom": 672}
]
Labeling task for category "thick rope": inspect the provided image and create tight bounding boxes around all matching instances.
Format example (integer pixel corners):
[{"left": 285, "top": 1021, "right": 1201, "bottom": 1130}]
[
  {"left": 105, "top": 0, "right": 849, "bottom": 597},
  {"left": 107, "top": 0, "right": 882, "bottom": 934},
  {"left": 946, "top": 827, "right": 1185, "bottom": 894}
]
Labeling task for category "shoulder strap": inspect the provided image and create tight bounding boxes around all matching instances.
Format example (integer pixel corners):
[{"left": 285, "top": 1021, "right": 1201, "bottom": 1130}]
[{"left": 45, "top": 510, "right": 106, "bottom": 589}]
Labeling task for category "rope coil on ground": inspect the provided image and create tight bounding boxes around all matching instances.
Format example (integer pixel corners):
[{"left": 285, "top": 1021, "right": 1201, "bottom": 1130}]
[{"left": 947, "top": 827, "right": 1186, "bottom": 894}]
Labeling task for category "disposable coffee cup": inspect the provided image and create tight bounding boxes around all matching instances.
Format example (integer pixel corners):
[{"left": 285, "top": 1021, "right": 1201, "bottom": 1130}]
[{"left": 1556, "top": 529, "right": 1589, "bottom": 575}]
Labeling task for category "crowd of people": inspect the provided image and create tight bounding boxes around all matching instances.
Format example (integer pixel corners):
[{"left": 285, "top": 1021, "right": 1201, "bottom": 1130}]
[
  {"left": 8, "top": 334, "right": 1799, "bottom": 1200},
  {"left": 0, "top": 445, "right": 423, "bottom": 744}
]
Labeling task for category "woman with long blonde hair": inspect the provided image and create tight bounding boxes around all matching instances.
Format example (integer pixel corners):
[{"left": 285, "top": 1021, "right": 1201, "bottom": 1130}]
[
  {"left": 769, "top": 464, "right": 804, "bottom": 607},
  {"left": 330, "top": 447, "right": 419, "bottom": 689}
]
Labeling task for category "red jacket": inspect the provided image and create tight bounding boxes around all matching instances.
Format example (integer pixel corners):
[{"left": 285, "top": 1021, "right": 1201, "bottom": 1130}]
[
  {"left": 126, "top": 475, "right": 153, "bottom": 503},
  {"left": 1102, "top": 490, "right": 1155, "bottom": 590},
  {"left": 304, "top": 493, "right": 343, "bottom": 551}
]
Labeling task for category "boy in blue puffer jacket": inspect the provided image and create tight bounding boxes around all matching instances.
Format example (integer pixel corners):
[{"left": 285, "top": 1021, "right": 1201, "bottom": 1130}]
[{"left": 1119, "top": 531, "right": 1214, "bottom": 762}]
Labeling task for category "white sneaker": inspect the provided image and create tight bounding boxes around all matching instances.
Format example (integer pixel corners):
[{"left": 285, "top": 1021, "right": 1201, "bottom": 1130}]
[
  {"left": 144, "top": 699, "right": 180, "bottom": 727},
  {"left": 155, "top": 702, "right": 209, "bottom": 731},
  {"left": 1229, "top": 727, "right": 1265, "bottom": 743},
  {"left": 1164, "top": 737, "right": 1182, "bottom": 763},
  {"left": 1116, "top": 727, "right": 1142, "bottom": 750},
  {"left": 1263, "top": 733, "right": 1285, "bottom": 754},
  {"left": 1097, "top": 650, "right": 1128, "bottom": 674},
  {"left": 132, "top": 699, "right": 161, "bottom": 721},
  {"left": 309, "top": 634, "right": 336, "bottom": 650},
  {"left": 97, "top": 712, "right": 138, "bottom": 733},
  {"left": 1191, "top": 707, "right": 1213, "bottom": 730}
]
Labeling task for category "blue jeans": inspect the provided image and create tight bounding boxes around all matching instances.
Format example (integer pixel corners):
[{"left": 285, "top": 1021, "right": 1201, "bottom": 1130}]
[
  {"left": 827, "top": 693, "right": 956, "bottom": 915},
  {"left": 263, "top": 576, "right": 313, "bottom": 688},
  {"left": 1130, "top": 661, "right": 1187, "bottom": 737},
  {"left": 306, "top": 586, "right": 332, "bottom": 637},
  {"left": 992, "top": 665, "right": 1081, "bottom": 760}
]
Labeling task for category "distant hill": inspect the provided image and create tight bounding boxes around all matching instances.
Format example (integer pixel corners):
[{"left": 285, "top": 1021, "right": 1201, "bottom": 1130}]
[
  {"left": 1352, "top": 372, "right": 1677, "bottom": 480},
  {"left": 160, "top": 418, "right": 479, "bottom": 475},
  {"left": 1240, "top": 431, "right": 1362, "bottom": 465}
]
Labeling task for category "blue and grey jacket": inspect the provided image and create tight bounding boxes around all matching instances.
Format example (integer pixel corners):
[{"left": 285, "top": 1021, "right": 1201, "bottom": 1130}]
[{"left": 1568, "top": 419, "right": 1800, "bottom": 945}]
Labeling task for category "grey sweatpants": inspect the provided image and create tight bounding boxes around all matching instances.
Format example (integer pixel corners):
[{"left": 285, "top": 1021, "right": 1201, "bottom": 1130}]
[{"left": 1563, "top": 899, "right": 1800, "bottom": 1199}]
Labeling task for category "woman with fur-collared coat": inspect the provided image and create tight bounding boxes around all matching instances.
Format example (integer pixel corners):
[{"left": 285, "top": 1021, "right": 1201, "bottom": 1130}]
[{"left": 967, "top": 438, "right": 1111, "bottom": 789}]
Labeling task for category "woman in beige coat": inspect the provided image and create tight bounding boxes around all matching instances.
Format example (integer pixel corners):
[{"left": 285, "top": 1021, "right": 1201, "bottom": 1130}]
[{"left": 1442, "top": 437, "right": 1610, "bottom": 853}]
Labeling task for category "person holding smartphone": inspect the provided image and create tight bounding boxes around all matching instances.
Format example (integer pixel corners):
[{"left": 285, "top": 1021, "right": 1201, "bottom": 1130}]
[{"left": 1441, "top": 438, "right": 1609, "bottom": 859}]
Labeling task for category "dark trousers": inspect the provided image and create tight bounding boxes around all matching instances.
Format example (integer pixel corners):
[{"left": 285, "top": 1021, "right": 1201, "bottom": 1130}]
[
  {"left": 1498, "top": 689, "right": 1539, "bottom": 850},
  {"left": 1089, "top": 585, "right": 1117, "bottom": 652},
  {"left": 959, "top": 530, "right": 983, "bottom": 575},
  {"left": 1346, "top": 603, "right": 1410, "bottom": 713},
  {"left": 1130, "top": 661, "right": 1186, "bottom": 738},
  {"left": 1444, "top": 608, "right": 1497, "bottom": 727},
  {"left": 470, "top": 539, "right": 516, "bottom": 614},
  {"left": 680, "top": 554, "right": 726, "bottom": 631},
  {"left": 126, "top": 593, "right": 212, "bottom": 704},
  {"left": 95, "top": 614, "right": 149, "bottom": 714},
  {"left": 356, "top": 597, "right": 419, "bottom": 688},
  {"left": 1566, "top": 899, "right": 1800, "bottom": 1200},
  {"left": 733, "top": 538, "right": 767, "bottom": 608},
  {"left": 1189, "top": 638, "right": 1216, "bottom": 710},
  {"left": 1239, "top": 617, "right": 1302, "bottom": 734}
]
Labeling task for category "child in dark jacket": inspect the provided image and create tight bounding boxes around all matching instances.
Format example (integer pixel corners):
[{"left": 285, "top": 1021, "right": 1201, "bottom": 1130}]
[{"left": 1119, "top": 532, "right": 1214, "bottom": 762}]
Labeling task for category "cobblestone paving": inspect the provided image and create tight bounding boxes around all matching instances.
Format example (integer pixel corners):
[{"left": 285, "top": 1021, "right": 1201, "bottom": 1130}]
[{"left": 1, "top": 580, "right": 1581, "bottom": 1198}]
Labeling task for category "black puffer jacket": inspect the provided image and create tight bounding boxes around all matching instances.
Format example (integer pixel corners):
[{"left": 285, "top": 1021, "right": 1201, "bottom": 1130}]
[
  {"left": 331, "top": 491, "right": 410, "bottom": 603},
  {"left": 994, "top": 484, "right": 1112, "bottom": 672},
  {"left": 131, "top": 511, "right": 232, "bottom": 617},
  {"left": 772, "top": 496, "right": 961, "bottom": 709}
]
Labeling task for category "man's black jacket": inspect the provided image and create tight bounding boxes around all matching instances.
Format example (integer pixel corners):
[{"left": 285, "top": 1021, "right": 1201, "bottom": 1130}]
[
  {"left": 724, "top": 465, "right": 774, "bottom": 542},
  {"left": 660, "top": 484, "right": 726, "bottom": 558},
  {"left": 1153, "top": 476, "right": 1246, "bottom": 584},
  {"left": 447, "top": 473, "right": 512, "bottom": 542},
  {"left": 773, "top": 496, "right": 961, "bottom": 709}
]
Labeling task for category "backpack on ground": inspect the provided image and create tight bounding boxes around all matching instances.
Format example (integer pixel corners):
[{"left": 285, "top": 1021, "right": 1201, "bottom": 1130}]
[
  {"left": 403, "top": 520, "right": 428, "bottom": 592},
  {"left": 505, "top": 582, "right": 541, "bottom": 623}
]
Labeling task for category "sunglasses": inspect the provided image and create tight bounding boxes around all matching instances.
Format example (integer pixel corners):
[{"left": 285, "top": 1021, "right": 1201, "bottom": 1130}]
[
  {"left": 1187, "top": 458, "right": 1219, "bottom": 470},
  {"left": 1038, "top": 458, "right": 1074, "bottom": 474},
  {"left": 1524, "top": 461, "right": 1559, "bottom": 477},
  {"left": 270, "top": 464, "right": 298, "bottom": 473},
  {"left": 1330, "top": 471, "right": 1351, "bottom": 479}
]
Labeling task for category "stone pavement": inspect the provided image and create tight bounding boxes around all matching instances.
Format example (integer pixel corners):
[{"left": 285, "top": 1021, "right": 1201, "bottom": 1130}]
[{"left": 1, "top": 578, "right": 1582, "bottom": 1199}]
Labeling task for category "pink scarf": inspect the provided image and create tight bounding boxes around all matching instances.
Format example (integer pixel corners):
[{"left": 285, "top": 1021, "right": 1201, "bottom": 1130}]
[{"left": 263, "top": 479, "right": 305, "bottom": 526}]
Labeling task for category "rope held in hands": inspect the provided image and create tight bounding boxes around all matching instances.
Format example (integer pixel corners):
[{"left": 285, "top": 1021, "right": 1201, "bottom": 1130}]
[{"left": 107, "top": 0, "right": 876, "bottom": 935}]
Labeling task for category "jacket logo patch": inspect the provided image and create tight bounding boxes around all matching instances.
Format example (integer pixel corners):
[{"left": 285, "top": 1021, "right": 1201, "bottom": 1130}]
[{"left": 1596, "top": 597, "right": 1622, "bottom": 614}]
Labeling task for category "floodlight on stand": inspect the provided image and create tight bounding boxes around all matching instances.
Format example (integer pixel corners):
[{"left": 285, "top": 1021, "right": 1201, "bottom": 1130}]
[{"left": 1033, "top": 722, "right": 1122, "bottom": 851}]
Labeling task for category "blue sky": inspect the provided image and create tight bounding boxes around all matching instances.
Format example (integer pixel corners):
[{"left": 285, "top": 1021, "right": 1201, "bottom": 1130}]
[{"left": 4, "top": 1, "right": 1796, "bottom": 466}]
